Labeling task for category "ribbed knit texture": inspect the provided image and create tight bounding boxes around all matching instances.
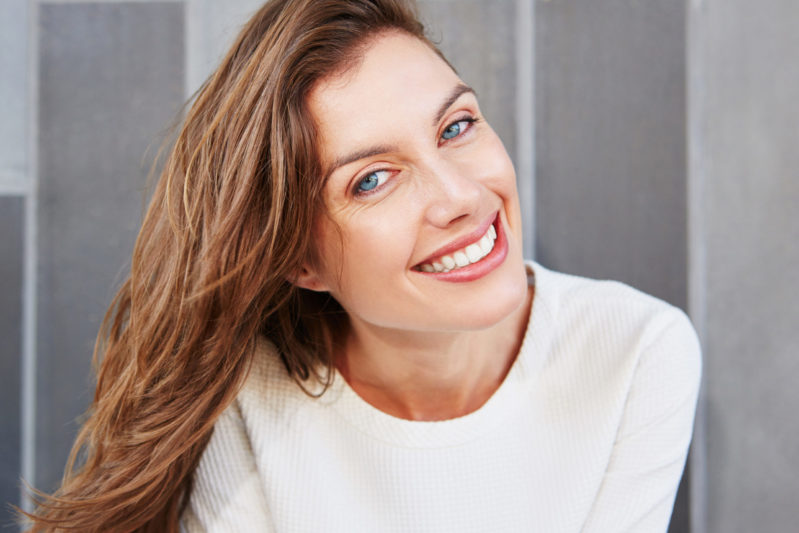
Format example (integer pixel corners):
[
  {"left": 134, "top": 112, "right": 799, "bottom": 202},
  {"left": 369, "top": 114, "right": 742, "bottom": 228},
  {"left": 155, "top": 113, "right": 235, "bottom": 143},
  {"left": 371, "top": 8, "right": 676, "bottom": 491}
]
[{"left": 182, "top": 262, "right": 701, "bottom": 532}]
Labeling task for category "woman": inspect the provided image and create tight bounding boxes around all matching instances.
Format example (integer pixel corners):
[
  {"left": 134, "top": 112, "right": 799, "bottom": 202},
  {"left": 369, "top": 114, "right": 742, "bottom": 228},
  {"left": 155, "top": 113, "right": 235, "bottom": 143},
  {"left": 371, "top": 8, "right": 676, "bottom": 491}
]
[{"left": 26, "top": 0, "right": 701, "bottom": 531}]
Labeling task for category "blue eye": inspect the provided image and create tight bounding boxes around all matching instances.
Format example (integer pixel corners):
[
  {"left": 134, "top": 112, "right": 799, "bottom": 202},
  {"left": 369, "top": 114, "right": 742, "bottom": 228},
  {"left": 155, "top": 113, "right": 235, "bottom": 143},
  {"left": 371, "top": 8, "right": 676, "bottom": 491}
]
[
  {"left": 355, "top": 169, "right": 390, "bottom": 195},
  {"left": 441, "top": 118, "right": 476, "bottom": 141},
  {"left": 442, "top": 122, "right": 462, "bottom": 140}
]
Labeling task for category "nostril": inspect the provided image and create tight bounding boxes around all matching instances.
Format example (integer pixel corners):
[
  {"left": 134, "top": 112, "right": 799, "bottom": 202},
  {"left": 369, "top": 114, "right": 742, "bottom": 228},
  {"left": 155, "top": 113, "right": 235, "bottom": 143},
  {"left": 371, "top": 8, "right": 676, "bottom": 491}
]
[{"left": 447, "top": 213, "right": 469, "bottom": 226}]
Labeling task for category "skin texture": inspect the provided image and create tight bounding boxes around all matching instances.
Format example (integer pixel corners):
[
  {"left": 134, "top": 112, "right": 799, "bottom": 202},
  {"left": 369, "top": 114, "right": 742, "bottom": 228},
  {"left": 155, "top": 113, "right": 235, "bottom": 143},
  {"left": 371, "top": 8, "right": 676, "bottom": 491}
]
[{"left": 299, "top": 32, "right": 532, "bottom": 420}]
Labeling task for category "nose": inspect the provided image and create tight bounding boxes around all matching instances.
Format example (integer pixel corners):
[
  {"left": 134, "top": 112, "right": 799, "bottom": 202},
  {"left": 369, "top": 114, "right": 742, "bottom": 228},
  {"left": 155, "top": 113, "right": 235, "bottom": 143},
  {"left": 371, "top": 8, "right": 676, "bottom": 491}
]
[{"left": 421, "top": 158, "right": 483, "bottom": 228}]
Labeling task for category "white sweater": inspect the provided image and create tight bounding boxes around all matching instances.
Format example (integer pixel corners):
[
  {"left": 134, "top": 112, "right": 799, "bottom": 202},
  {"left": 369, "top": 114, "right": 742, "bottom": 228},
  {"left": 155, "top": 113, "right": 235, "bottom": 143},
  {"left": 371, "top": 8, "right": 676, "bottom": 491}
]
[{"left": 182, "top": 262, "right": 701, "bottom": 532}]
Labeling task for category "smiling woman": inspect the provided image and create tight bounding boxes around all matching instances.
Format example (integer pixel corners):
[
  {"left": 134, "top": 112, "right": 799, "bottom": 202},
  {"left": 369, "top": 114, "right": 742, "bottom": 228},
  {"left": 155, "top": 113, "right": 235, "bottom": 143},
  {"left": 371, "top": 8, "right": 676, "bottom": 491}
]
[
  {"left": 23, "top": 1, "right": 700, "bottom": 532},
  {"left": 302, "top": 33, "right": 527, "bottom": 328},
  {"left": 298, "top": 32, "right": 530, "bottom": 421}
]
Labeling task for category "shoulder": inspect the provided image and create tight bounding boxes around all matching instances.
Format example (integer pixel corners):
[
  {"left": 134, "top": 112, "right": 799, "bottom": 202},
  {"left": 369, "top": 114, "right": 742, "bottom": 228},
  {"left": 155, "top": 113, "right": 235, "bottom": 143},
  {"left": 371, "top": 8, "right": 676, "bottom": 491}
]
[
  {"left": 528, "top": 261, "right": 701, "bottom": 407},
  {"left": 183, "top": 399, "right": 273, "bottom": 531},
  {"left": 183, "top": 339, "right": 315, "bottom": 531},
  {"left": 533, "top": 261, "right": 700, "bottom": 358},
  {"left": 237, "top": 336, "right": 327, "bottom": 420},
  {"left": 224, "top": 337, "right": 338, "bottom": 461}
]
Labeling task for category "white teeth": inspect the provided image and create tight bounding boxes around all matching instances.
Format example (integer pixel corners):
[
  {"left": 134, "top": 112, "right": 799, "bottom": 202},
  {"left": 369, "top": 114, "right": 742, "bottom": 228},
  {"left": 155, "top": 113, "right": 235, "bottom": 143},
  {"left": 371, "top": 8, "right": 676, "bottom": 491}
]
[
  {"left": 465, "top": 243, "right": 482, "bottom": 263},
  {"left": 453, "top": 251, "right": 469, "bottom": 267},
  {"left": 478, "top": 235, "right": 492, "bottom": 255},
  {"left": 418, "top": 223, "right": 498, "bottom": 273}
]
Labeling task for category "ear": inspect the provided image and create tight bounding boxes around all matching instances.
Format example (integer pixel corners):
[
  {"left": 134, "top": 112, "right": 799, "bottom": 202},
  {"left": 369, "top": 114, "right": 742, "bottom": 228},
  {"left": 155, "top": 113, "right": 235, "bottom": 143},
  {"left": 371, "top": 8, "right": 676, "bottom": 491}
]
[{"left": 291, "top": 263, "right": 330, "bottom": 292}]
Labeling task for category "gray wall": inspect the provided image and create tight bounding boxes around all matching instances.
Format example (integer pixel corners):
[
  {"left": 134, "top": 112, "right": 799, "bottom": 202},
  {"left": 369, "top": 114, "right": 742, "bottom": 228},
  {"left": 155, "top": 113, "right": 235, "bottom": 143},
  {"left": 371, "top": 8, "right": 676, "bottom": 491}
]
[
  {"left": 1, "top": 1, "right": 184, "bottom": 526},
  {"left": 0, "top": 197, "right": 24, "bottom": 531},
  {"left": 2, "top": 1, "right": 798, "bottom": 532},
  {"left": 0, "top": 0, "right": 30, "bottom": 528},
  {"left": 535, "top": 0, "right": 687, "bottom": 308},
  {"left": 692, "top": 0, "right": 799, "bottom": 531}
]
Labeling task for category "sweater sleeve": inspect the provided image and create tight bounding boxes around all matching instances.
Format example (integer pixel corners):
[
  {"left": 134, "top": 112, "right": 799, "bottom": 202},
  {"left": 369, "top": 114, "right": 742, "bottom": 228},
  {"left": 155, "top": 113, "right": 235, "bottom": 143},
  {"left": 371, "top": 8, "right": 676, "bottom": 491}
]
[
  {"left": 582, "top": 308, "right": 702, "bottom": 533},
  {"left": 181, "top": 400, "right": 274, "bottom": 533}
]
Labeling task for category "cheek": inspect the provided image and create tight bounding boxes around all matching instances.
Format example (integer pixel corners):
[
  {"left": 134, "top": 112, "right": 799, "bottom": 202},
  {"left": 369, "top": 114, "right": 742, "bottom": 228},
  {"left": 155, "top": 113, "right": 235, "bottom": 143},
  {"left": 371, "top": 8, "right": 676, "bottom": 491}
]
[
  {"left": 470, "top": 134, "right": 519, "bottom": 210},
  {"left": 345, "top": 213, "right": 415, "bottom": 271},
  {"left": 485, "top": 135, "right": 517, "bottom": 189},
  {"left": 317, "top": 208, "right": 419, "bottom": 300},
  {"left": 476, "top": 135, "right": 523, "bottom": 246}
]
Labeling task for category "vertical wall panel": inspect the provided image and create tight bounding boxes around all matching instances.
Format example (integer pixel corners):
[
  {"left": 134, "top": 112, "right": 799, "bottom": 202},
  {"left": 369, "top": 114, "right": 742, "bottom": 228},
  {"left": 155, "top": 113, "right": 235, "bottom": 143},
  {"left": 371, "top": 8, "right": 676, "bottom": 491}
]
[
  {"left": 419, "top": 0, "right": 518, "bottom": 167},
  {"left": 36, "top": 2, "right": 184, "bottom": 491},
  {"left": 535, "top": 0, "right": 687, "bottom": 309},
  {"left": 0, "top": 198, "right": 24, "bottom": 529},
  {"left": 697, "top": 1, "right": 799, "bottom": 531},
  {"left": 534, "top": 1, "right": 690, "bottom": 531},
  {"left": 0, "top": 0, "right": 29, "bottom": 179}
]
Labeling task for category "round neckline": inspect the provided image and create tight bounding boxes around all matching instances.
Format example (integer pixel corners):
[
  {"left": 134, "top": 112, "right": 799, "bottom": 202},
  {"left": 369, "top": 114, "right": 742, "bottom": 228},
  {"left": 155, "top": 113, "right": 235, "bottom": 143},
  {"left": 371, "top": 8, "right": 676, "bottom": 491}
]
[{"left": 324, "top": 261, "right": 557, "bottom": 448}]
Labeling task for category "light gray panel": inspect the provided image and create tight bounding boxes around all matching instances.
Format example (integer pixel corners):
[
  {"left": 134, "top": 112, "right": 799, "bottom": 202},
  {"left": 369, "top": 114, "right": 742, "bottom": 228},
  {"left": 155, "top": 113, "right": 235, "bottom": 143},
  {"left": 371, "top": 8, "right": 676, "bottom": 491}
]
[
  {"left": 0, "top": 0, "right": 29, "bottom": 176},
  {"left": 535, "top": 0, "right": 687, "bottom": 309},
  {"left": 37, "top": 2, "right": 184, "bottom": 491},
  {"left": 699, "top": 1, "right": 799, "bottom": 531},
  {"left": 0, "top": 197, "right": 24, "bottom": 529},
  {"left": 419, "top": 0, "right": 518, "bottom": 166},
  {"left": 186, "top": 0, "right": 265, "bottom": 96},
  {"left": 535, "top": 2, "right": 690, "bottom": 531}
]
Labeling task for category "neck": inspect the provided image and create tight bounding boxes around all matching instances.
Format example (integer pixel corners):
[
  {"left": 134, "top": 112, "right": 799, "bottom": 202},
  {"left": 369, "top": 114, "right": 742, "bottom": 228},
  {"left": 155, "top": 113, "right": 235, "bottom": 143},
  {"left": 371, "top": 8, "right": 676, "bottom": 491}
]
[{"left": 337, "top": 285, "right": 534, "bottom": 421}]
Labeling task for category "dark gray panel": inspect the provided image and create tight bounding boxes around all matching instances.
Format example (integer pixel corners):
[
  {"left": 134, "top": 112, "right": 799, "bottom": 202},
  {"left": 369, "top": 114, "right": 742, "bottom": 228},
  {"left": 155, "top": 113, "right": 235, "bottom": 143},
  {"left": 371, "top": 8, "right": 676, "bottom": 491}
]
[
  {"left": 418, "top": 0, "right": 518, "bottom": 166},
  {"left": 534, "top": 2, "right": 690, "bottom": 531},
  {"left": 699, "top": 1, "right": 799, "bottom": 531},
  {"left": 37, "top": 2, "right": 184, "bottom": 491},
  {"left": 0, "top": 197, "right": 23, "bottom": 529},
  {"left": 535, "top": 0, "right": 687, "bottom": 309}
]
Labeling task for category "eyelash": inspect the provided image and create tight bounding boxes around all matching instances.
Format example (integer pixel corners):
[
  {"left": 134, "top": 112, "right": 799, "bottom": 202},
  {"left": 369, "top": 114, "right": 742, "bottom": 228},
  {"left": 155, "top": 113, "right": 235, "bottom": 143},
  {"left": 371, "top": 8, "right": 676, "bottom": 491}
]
[{"left": 352, "top": 115, "right": 480, "bottom": 197}]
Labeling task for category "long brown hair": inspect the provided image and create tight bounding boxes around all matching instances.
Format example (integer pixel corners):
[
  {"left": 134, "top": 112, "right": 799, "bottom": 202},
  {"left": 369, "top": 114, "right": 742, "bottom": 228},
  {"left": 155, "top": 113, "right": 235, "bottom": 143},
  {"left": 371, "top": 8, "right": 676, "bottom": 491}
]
[{"left": 24, "top": 1, "right": 433, "bottom": 530}]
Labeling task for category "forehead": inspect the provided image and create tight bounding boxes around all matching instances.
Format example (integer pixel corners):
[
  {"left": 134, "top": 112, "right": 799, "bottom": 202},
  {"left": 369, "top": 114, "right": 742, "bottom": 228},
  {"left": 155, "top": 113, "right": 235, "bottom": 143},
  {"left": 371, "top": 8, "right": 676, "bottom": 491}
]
[{"left": 308, "top": 31, "right": 462, "bottom": 165}]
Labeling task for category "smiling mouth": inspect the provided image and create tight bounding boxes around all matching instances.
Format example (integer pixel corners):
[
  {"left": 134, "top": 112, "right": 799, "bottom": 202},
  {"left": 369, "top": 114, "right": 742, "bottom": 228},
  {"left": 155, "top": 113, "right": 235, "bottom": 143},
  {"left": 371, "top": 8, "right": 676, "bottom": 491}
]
[{"left": 415, "top": 219, "right": 498, "bottom": 273}]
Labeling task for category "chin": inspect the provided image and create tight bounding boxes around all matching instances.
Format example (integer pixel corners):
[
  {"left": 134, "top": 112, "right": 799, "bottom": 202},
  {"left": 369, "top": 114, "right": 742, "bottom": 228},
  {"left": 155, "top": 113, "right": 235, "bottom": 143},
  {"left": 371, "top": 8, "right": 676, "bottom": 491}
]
[{"left": 450, "top": 257, "right": 529, "bottom": 331}]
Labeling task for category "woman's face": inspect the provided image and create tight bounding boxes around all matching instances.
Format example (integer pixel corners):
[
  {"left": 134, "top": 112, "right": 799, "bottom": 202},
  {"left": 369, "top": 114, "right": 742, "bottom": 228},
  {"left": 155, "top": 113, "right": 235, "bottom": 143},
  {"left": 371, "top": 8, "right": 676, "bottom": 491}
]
[{"left": 301, "top": 31, "right": 528, "bottom": 334}]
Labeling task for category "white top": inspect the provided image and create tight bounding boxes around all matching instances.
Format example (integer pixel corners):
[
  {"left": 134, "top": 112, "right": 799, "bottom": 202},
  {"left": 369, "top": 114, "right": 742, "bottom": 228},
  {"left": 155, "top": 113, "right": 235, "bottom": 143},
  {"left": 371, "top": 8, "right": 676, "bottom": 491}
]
[{"left": 182, "top": 261, "right": 701, "bottom": 532}]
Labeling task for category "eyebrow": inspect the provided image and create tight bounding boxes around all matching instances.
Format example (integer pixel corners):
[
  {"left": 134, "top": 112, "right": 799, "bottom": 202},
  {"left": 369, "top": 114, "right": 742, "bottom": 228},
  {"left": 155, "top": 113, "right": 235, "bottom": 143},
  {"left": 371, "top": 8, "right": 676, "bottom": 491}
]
[
  {"left": 433, "top": 83, "right": 476, "bottom": 127},
  {"left": 325, "top": 83, "right": 477, "bottom": 178},
  {"left": 328, "top": 144, "right": 398, "bottom": 178}
]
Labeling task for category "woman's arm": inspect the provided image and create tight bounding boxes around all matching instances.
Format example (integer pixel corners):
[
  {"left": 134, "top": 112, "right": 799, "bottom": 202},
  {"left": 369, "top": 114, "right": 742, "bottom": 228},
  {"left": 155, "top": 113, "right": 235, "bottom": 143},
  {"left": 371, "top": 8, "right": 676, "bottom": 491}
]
[{"left": 582, "top": 309, "right": 703, "bottom": 532}]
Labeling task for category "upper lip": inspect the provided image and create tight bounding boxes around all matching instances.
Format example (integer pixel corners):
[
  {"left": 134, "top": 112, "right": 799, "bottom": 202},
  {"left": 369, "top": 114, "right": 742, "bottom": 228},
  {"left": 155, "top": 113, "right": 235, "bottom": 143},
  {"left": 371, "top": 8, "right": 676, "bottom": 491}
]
[{"left": 415, "top": 212, "right": 498, "bottom": 266}]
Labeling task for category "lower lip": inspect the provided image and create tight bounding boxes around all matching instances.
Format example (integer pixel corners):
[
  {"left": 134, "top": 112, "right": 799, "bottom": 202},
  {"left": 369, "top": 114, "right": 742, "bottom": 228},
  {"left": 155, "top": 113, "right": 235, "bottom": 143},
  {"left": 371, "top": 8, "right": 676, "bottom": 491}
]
[{"left": 414, "top": 215, "right": 509, "bottom": 283}]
